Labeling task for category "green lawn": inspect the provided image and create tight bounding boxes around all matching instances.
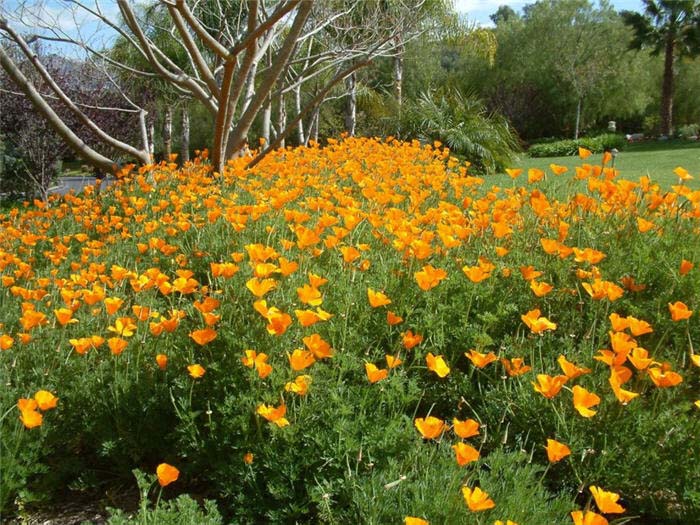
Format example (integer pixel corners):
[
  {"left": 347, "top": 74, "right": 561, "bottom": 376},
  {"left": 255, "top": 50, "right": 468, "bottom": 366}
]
[{"left": 510, "top": 139, "right": 700, "bottom": 189}]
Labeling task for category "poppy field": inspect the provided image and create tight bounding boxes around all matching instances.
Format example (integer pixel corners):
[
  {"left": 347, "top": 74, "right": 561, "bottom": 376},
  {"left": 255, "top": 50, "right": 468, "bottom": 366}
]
[{"left": 0, "top": 137, "right": 699, "bottom": 524}]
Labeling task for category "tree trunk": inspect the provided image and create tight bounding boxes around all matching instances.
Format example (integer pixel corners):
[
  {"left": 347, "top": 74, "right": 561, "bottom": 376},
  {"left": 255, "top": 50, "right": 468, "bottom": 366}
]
[
  {"left": 660, "top": 34, "right": 675, "bottom": 137},
  {"left": 262, "top": 96, "right": 272, "bottom": 146},
  {"left": 295, "top": 84, "right": 304, "bottom": 145},
  {"left": 574, "top": 97, "right": 582, "bottom": 140},
  {"left": 148, "top": 118, "right": 155, "bottom": 160},
  {"left": 163, "top": 106, "right": 172, "bottom": 159},
  {"left": 180, "top": 104, "right": 190, "bottom": 163},
  {"left": 309, "top": 103, "right": 320, "bottom": 144},
  {"left": 393, "top": 40, "right": 404, "bottom": 137},
  {"left": 277, "top": 92, "right": 287, "bottom": 149},
  {"left": 345, "top": 72, "right": 356, "bottom": 137}
]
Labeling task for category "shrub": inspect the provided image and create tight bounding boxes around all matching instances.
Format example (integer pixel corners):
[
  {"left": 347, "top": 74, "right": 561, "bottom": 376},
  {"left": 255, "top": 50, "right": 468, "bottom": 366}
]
[
  {"left": 527, "top": 133, "right": 626, "bottom": 157},
  {"left": 402, "top": 89, "right": 521, "bottom": 173}
]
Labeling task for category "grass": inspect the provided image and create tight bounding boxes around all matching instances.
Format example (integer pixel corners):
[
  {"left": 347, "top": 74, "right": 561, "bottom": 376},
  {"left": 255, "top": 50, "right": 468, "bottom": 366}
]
[{"left": 512, "top": 139, "right": 700, "bottom": 189}]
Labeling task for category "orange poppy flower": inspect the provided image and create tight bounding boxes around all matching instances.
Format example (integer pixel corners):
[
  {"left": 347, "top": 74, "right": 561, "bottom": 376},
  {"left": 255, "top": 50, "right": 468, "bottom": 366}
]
[
  {"left": 570, "top": 510, "right": 608, "bottom": 525},
  {"left": 628, "top": 347, "right": 652, "bottom": 370},
  {"left": 307, "top": 272, "right": 328, "bottom": 288},
  {"left": 532, "top": 374, "right": 567, "bottom": 399},
  {"left": 245, "top": 277, "right": 277, "bottom": 297},
  {"left": 243, "top": 452, "right": 255, "bottom": 465},
  {"left": 277, "top": 257, "right": 298, "bottom": 276},
  {"left": 462, "top": 265, "right": 491, "bottom": 283},
  {"left": 189, "top": 327, "right": 217, "bottom": 346},
  {"left": 132, "top": 305, "right": 154, "bottom": 321},
  {"left": 550, "top": 163, "right": 568, "bottom": 176},
  {"left": 256, "top": 403, "right": 289, "bottom": 427},
  {"left": 668, "top": 301, "right": 693, "bottom": 321},
  {"left": 107, "top": 317, "right": 137, "bottom": 337},
  {"left": 609, "top": 368, "right": 639, "bottom": 404},
  {"left": 414, "top": 416, "right": 445, "bottom": 439},
  {"left": 557, "top": 355, "right": 591, "bottom": 380},
  {"left": 500, "top": 357, "right": 531, "bottom": 377},
  {"left": 297, "top": 284, "right": 323, "bottom": 306},
  {"left": 465, "top": 349, "right": 498, "bottom": 368},
  {"left": 156, "top": 463, "right": 180, "bottom": 487},
  {"left": 20, "top": 309, "right": 48, "bottom": 331},
  {"left": 461, "top": 486, "right": 495, "bottom": 512},
  {"left": 527, "top": 168, "right": 545, "bottom": 183},
  {"left": 572, "top": 385, "right": 600, "bottom": 418},
  {"left": 210, "top": 262, "right": 240, "bottom": 278},
  {"left": 18, "top": 399, "right": 43, "bottom": 429},
  {"left": 104, "top": 297, "right": 124, "bottom": 315},
  {"left": 426, "top": 353, "right": 450, "bottom": 377},
  {"left": 0, "top": 334, "right": 14, "bottom": 351},
  {"left": 529, "top": 280, "right": 553, "bottom": 297},
  {"left": 187, "top": 364, "right": 206, "bottom": 378},
  {"left": 387, "top": 311, "right": 404, "bottom": 325},
  {"left": 679, "top": 259, "right": 694, "bottom": 275},
  {"left": 608, "top": 313, "right": 629, "bottom": 332},
  {"left": 402, "top": 330, "right": 423, "bottom": 350},
  {"left": 54, "top": 308, "right": 78, "bottom": 327},
  {"left": 505, "top": 168, "right": 522, "bottom": 179},
  {"left": 156, "top": 354, "right": 168, "bottom": 370},
  {"left": 365, "top": 363, "right": 389, "bottom": 383},
  {"left": 674, "top": 166, "right": 693, "bottom": 181},
  {"left": 573, "top": 248, "right": 606, "bottom": 265},
  {"left": 295, "top": 308, "right": 332, "bottom": 327},
  {"left": 626, "top": 316, "right": 653, "bottom": 336},
  {"left": 404, "top": 518, "right": 429, "bottom": 525},
  {"left": 452, "top": 418, "right": 480, "bottom": 439},
  {"left": 546, "top": 439, "right": 571, "bottom": 462},
  {"left": 303, "top": 333, "right": 333, "bottom": 359},
  {"left": 520, "top": 266, "right": 542, "bottom": 281},
  {"left": 193, "top": 297, "right": 220, "bottom": 314},
  {"left": 284, "top": 375, "right": 312, "bottom": 396},
  {"left": 452, "top": 442, "right": 480, "bottom": 466},
  {"left": 620, "top": 275, "right": 646, "bottom": 292},
  {"left": 414, "top": 265, "right": 447, "bottom": 291},
  {"left": 521, "top": 309, "right": 557, "bottom": 334},
  {"left": 34, "top": 390, "right": 58, "bottom": 411},
  {"left": 691, "top": 354, "right": 700, "bottom": 368},
  {"left": 107, "top": 337, "right": 128, "bottom": 355},
  {"left": 647, "top": 365, "right": 682, "bottom": 388},
  {"left": 288, "top": 349, "right": 316, "bottom": 371},
  {"left": 367, "top": 288, "right": 392, "bottom": 308},
  {"left": 578, "top": 147, "right": 592, "bottom": 159},
  {"left": 589, "top": 486, "right": 625, "bottom": 514},
  {"left": 385, "top": 354, "right": 403, "bottom": 368}
]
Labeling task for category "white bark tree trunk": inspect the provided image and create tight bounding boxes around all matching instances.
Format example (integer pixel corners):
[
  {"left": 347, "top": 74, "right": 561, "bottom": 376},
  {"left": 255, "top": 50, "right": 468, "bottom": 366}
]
[
  {"left": 180, "top": 104, "right": 190, "bottom": 163},
  {"left": 345, "top": 72, "right": 356, "bottom": 137},
  {"left": 163, "top": 106, "right": 172, "bottom": 159}
]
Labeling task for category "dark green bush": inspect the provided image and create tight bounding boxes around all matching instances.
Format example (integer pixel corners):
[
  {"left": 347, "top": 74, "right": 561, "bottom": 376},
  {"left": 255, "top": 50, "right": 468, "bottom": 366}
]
[{"left": 528, "top": 133, "right": 626, "bottom": 157}]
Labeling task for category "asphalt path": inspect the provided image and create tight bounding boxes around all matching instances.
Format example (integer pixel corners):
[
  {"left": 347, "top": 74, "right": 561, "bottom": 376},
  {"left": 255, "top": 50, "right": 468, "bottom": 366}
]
[{"left": 49, "top": 175, "right": 115, "bottom": 195}]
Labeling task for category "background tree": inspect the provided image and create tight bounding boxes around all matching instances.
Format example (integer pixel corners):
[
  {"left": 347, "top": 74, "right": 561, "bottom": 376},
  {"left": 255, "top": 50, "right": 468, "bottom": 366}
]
[
  {"left": 0, "top": 1, "right": 413, "bottom": 173},
  {"left": 622, "top": 0, "right": 700, "bottom": 136}
]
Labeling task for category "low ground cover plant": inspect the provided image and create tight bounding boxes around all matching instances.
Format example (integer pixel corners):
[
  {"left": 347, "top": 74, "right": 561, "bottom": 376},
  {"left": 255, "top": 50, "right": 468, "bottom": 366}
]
[{"left": 0, "top": 138, "right": 698, "bottom": 524}]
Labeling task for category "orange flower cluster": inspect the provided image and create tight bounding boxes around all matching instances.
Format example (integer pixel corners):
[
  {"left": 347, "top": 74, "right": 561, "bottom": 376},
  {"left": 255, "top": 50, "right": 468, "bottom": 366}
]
[{"left": 1, "top": 137, "right": 696, "bottom": 522}]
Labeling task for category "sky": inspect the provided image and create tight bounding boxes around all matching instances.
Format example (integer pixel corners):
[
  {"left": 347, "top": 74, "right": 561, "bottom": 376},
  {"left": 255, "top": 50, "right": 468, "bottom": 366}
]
[{"left": 454, "top": 0, "right": 646, "bottom": 26}]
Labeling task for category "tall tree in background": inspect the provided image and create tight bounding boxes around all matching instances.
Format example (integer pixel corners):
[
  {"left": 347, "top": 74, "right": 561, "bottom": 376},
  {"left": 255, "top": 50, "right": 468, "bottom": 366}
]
[
  {"left": 0, "top": 1, "right": 413, "bottom": 173},
  {"left": 622, "top": 0, "right": 700, "bottom": 136}
]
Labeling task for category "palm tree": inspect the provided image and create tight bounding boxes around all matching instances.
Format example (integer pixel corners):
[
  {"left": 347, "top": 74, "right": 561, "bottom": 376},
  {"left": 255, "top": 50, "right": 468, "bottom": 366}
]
[{"left": 622, "top": 1, "right": 700, "bottom": 136}]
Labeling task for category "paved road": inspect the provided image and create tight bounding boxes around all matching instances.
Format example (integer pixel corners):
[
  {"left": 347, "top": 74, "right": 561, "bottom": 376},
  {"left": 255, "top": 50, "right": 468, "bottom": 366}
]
[{"left": 49, "top": 175, "right": 115, "bottom": 195}]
